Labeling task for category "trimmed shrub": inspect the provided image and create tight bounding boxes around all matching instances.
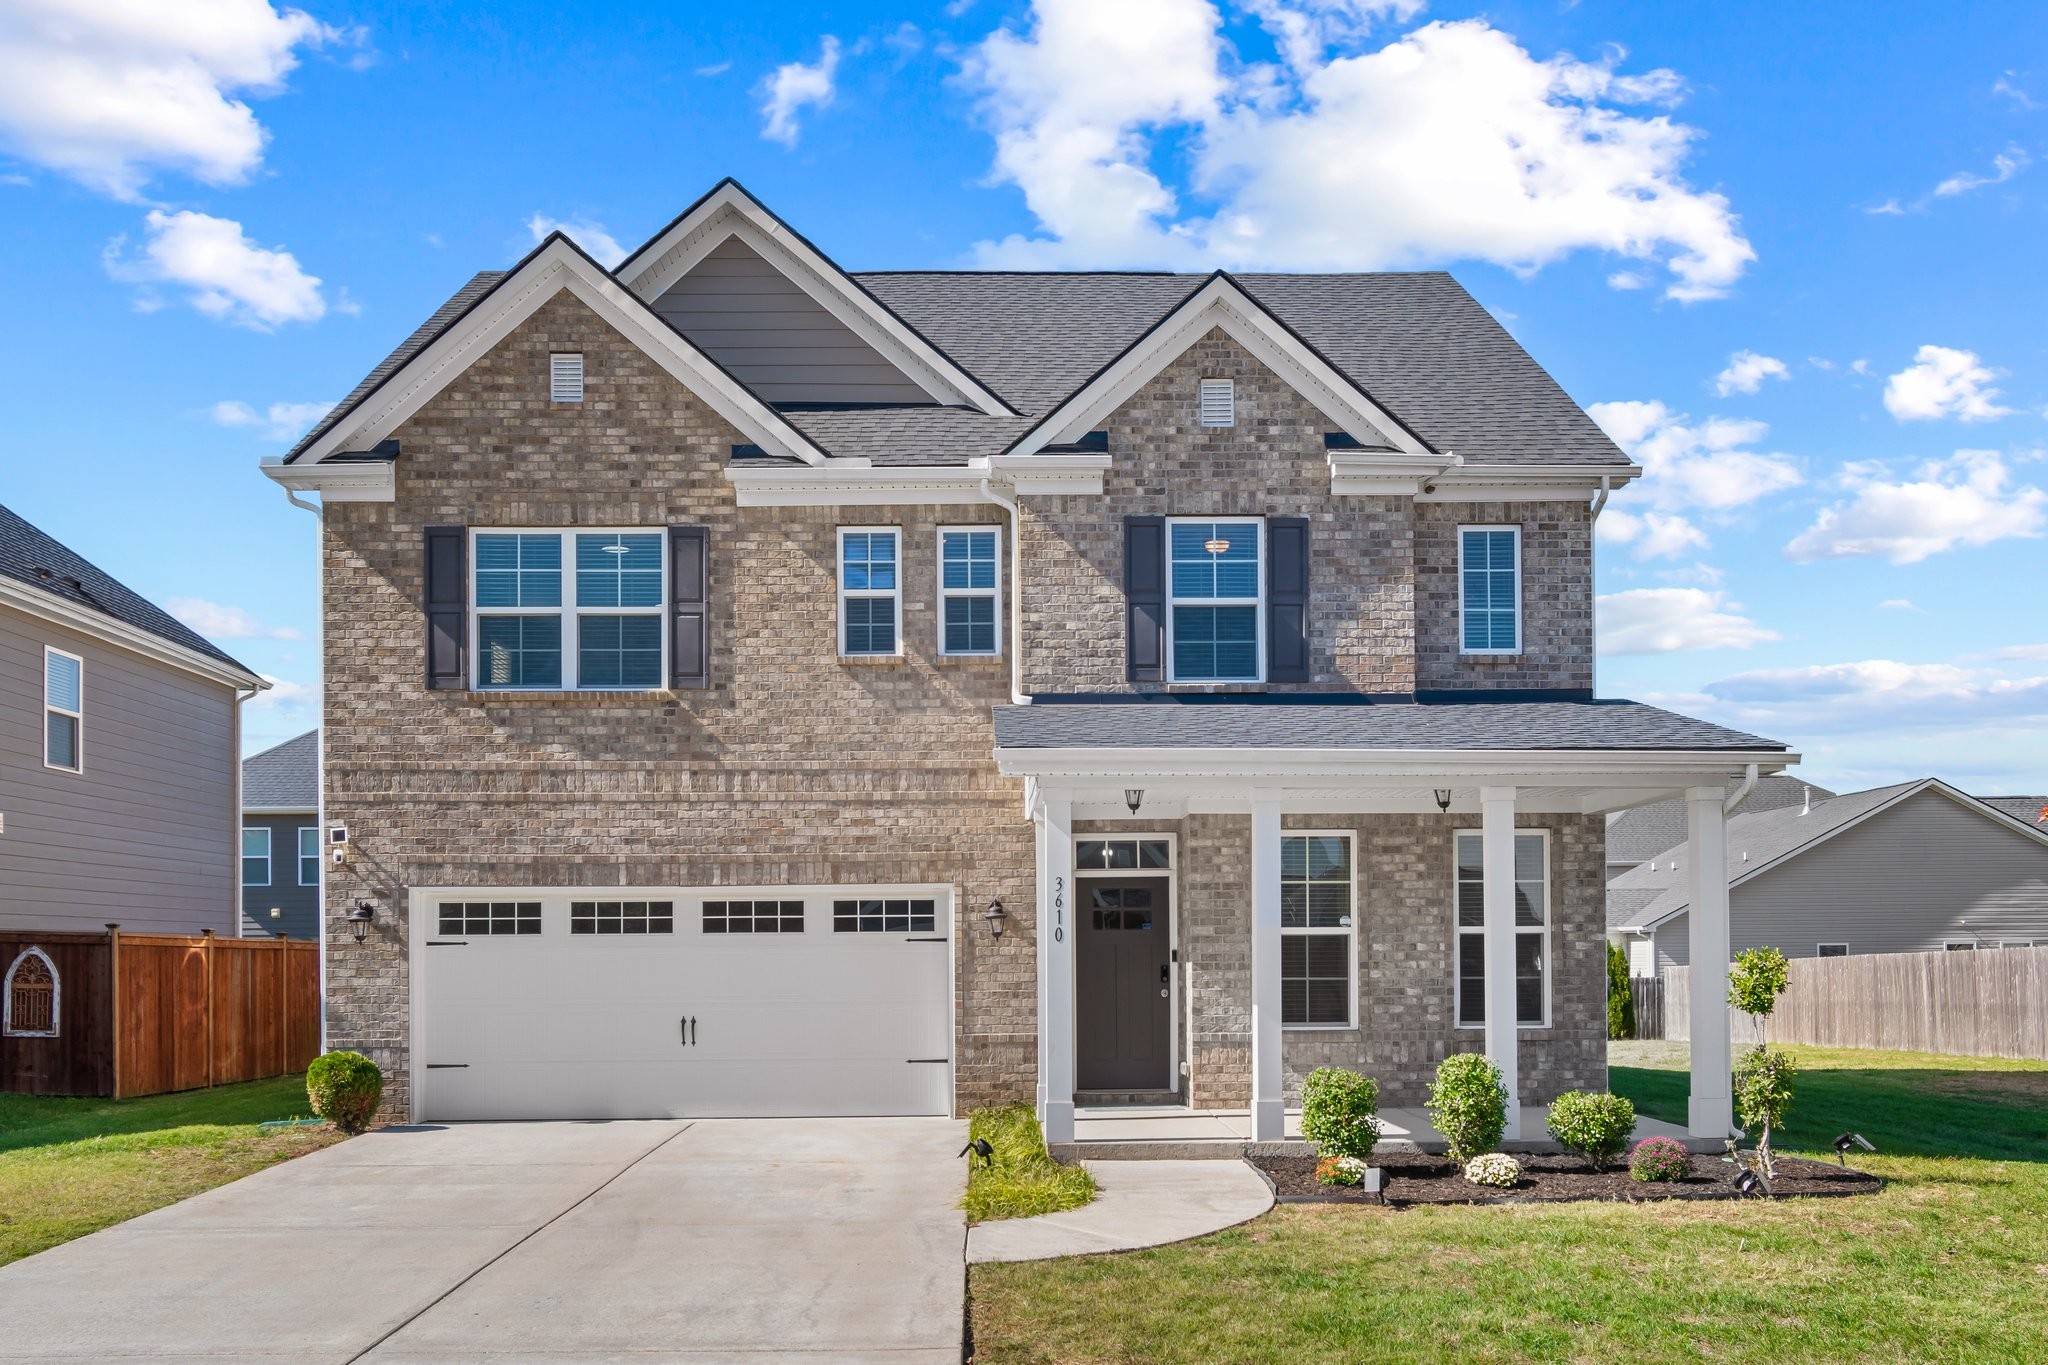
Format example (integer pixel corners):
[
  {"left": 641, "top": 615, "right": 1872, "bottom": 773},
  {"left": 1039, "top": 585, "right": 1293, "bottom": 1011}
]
[
  {"left": 1301, "top": 1066, "right": 1381, "bottom": 1161},
  {"left": 1426, "top": 1053, "right": 1509, "bottom": 1163},
  {"left": 1464, "top": 1153, "right": 1522, "bottom": 1188},
  {"left": 1546, "top": 1090, "right": 1637, "bottom": 1171},
  {"left": 1629, "top": 1136, "right": 1692, "bottom": 1183},
  {"left": 1607, "top": 943, "right": 1636, "bottom": 1039},
  {"left": 306, "top": 1050, "right": 383, "bottom": 1134}
]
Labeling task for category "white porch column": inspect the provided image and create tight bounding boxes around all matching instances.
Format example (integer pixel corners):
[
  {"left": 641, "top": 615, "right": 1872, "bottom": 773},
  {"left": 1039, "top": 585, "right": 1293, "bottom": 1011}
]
[
  {"left": 1479, "top": 784, "right": 1520, "bottom": 1140},
  {"left": 1248, "top": 792, "right": 1285, "bottom": 1142},
  {"left": 1035, "top": 786, "right": 1077, "bottom": 1144},
  {"left": 1686, "top": 786, "right": 1734, "bottom": 1139}
]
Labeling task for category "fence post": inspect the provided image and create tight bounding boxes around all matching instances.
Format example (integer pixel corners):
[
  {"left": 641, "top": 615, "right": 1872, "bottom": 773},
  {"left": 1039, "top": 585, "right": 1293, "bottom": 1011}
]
[
  {"left": 105, "top": 922, "right": 122, "bottom": 1099},
  {"left": 277, "top": 932, "right": 290, "bottom": 1078},
  {"left": 202, "top": 929, "right": 216, "bottom": 1089}
]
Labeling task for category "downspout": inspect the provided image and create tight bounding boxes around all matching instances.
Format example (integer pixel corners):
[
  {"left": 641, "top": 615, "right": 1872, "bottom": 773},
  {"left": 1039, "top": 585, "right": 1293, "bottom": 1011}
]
[
  {"left": 274, "top": 482, "right": 329, "bottom": 1051},
  {"left": 1724, "top": 762, "right": 1759, "bottom": 816},
  {"left": 1589, "top": 474, "right": 1611, "bottom": 699},
  {"left": 1590, "top": 474, "right": 1612, "bottom": 520},
  {"left": 979, "top": 478, "right": 1029, "bottom": 705}
]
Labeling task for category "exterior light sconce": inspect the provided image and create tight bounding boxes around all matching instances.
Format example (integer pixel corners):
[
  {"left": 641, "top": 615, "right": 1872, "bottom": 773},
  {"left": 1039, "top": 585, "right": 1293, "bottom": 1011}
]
[
  {"left": 983, "top": 896, "right": 1007, "bottom": 939},
  {"left": 347, "top": 901, "right": 377, "bottom": 944},
  {"left": 1125, "top": 788, "right": 1144, "bottom": 814},
  {"left": 269, "top": 907, "right": 283, "bottom": 937},
  {"left": 1434, "top": 789, "right": 1453, "bottom": 813}
]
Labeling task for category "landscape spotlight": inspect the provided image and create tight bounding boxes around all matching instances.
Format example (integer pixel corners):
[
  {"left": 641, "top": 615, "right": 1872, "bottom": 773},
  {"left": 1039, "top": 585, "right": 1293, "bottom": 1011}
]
[
  {"left": 1833, "top": 1133, "right": 1875, "bottom": 1166},
  {"left": 1733, "top": 1169, "right": 1764, "bottom": 1197}
]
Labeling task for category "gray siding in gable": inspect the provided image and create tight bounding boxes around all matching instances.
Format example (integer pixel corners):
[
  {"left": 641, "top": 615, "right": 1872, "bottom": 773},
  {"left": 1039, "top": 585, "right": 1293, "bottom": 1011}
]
[
  {"left": 652, "top": 236, "right": 932, "bottom": 406},
  {"left": 239, "top": 812, "right": 320, "bottom": 940},
  {"left": 0, "top": 604, "right": 239, "bottom": 936}
]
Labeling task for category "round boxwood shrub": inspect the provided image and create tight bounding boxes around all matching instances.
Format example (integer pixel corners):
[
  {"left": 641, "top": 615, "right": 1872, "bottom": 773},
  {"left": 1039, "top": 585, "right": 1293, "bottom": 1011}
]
[
  {"left": 1545, "top": 1090, "right": 1637, "bottom": 1171},
  {"left": 1629, "top": 1136, "right": 1692, "bottom": 1183},
  {"left": 1426, "top": 1053, "right": 1509, "bottom": 1164},
  {"left": 307, "top": 1050, "right": 383, "bottom": 1134},
  {"left": 1301, "top": 1066, "right": 1381, "bottom": 1161}
]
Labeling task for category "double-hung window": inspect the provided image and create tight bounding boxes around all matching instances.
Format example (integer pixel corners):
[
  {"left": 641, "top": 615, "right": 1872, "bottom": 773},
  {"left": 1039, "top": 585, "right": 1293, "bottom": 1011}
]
[
  {"left": 937, "top": 527, "right": 1000, "bottom": 656},
  {"left": 472, "top": 530, "right": 665, "bottom": 689},
  {"left": 298, "top": 827, "right": 320, "bottom": 886},
  {"left": 241, "top": 828, "right": 271, "bottom": 887},
  {"left": 1453, "top": 830, "right": 1549, "bottom": 1028},
  {"left": 1167, "top": 518, "right": 1262, "bottom": 682},
  {"left": 839, "top": 529, "right": 900, "bottom": 656},
  {"left": 44, "top": 648, "right": 81, "bottom": 771},
  {"left": 1282, "top": 833, "right": 1355, "bottom": 1027},
  {"left": 1459, "top": 526, "right": 1521, "bottom": 654}
]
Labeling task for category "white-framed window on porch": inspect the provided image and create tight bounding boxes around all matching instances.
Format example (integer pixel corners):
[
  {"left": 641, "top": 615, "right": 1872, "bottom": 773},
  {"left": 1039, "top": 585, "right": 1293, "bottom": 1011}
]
[
  {"left": 937, "top": 526, "right": 1000, "bottom": 656},
  {"left": 1167, "top": 517, "right": 1262, "bottom": 682},
  {"left": 838, "top": 528, "right": 901, "bottom": 657},
  {"left": 1282, "top": 833, "right": 1354, "bottom": 1028},
  {"left": 1453, "top": 830, "right": 1549, "bottom": 1028},
  {"left": 1458, "top": 526, "right": 1521, "bottom": 654}
]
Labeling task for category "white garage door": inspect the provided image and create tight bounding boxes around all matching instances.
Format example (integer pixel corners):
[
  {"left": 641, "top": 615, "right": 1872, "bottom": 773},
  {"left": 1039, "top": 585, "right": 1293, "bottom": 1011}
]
[{"left": 413, "top": 889, "right": 952, "bottom": 1121}]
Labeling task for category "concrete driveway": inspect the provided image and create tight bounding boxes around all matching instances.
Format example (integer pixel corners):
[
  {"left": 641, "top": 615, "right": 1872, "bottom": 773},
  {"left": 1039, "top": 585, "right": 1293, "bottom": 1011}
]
[{"left": 0, "top": 1117, "right": 966, "bottom": 1362}]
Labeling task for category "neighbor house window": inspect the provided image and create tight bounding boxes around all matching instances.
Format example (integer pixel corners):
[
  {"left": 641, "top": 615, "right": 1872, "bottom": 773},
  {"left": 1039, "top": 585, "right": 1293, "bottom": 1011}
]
[
  {"left": 1198, "top": 378, "right": 1235, "bottom": 427},
  {"left": 937, "top": 527, "right": 1000, "bottom": 656},
  {"left": 438, "top": 901, "right": 541, "bottom": 936},
  {"left": 298, "top": 827, "right": 320, "bottom": 886},
  {"left": 833, "top": 898, "right": 936, "bottom": 933},
  {"left": 44, "top": 648, "right": 81, "bottom": 771},
  {"left": 1459, "top": 526, "right": 1521, "bottom": 654},
  {"left": 571, "top": 900, "right": 675, "bottom": 935},
  {"left": 1282, "top": 834, "right": 1354, "bottom": 1027},
  {"left": 1454, "top": 830, "right": 1549, "bottom": 1028},
  {"left": 550, "top": 352, "right": 584, "bottom": 402},
  {"left": 838, "top": 529, "right": 900, "bottom": 657},
  {"left": 472, "top": 530, "right": 665, "bottom": 690},
  {"left": 1167, "top": 518, "right": 1262, "bottom": 682},
  {"left": 1944, "top": 941, "right": 1976, "bottom": 951},
  {"left": 3, "top": 948, "right": 58, "bottom": 1037},
  {"left": 1817, "top": 942, "right": 1849, "bottom": 958},
  {"left": 241, "top": 828, "right": 271, "bottom": 886}
]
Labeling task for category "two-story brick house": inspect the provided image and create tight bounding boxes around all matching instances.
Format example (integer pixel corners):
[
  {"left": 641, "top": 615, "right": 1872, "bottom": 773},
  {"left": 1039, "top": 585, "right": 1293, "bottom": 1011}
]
[{"left": 267, "top": 180, "right": 1790, "bottom": 1144}]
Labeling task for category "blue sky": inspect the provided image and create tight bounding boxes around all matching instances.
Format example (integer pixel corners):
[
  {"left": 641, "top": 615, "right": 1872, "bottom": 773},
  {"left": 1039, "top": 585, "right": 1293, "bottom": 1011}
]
[{"left": 1, "top": 0, "right": 2043, "bottom": 795}]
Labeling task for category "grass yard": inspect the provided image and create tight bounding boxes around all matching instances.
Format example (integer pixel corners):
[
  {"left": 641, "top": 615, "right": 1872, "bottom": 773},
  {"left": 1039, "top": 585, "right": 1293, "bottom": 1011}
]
[
  {"left": 969, "top": 1044, "right": 2048, "bottom": 1363},
  {"left": 963, "top": 1103, "right": 1097, "bottom": 1224},
  {"left": 0, "top": 1075, "right": 343, "bottom": 1268}
]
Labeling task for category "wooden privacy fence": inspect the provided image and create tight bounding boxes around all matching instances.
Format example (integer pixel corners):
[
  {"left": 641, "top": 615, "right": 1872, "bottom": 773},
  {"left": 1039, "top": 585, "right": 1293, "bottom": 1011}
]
[
  {"left": 1, "top": 926, "right": 319, "bottom": 1098},
  {"left": 1657, "top": 946, "right": 2048, "bottom": 1060},
  {"left": 1627, "top": 976, "right": 1667, "bottom": 1040}
]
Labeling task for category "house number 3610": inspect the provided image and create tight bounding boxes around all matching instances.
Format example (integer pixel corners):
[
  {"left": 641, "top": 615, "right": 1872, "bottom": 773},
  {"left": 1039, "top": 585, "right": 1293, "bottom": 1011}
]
[{"left": 1053, "top": 876, "right": 1065, "bottom": 942}]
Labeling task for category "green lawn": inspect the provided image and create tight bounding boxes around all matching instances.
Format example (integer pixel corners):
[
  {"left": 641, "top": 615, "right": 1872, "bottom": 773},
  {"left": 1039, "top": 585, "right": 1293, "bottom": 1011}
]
[
  {"left": 969, "top": 1045, "right": 2048, "bottom": 1363},
  {"left": 963, "top": 1103, "right": 1097, "bottom": 1225},
  {"left": 0, "top": 1076, "right": 343, "bottom": 1267}
]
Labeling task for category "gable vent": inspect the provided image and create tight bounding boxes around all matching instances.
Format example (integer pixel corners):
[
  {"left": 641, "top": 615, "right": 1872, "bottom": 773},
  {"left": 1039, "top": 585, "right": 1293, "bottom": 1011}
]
[
  {"left": 1198, "top": 378, "right": 1234, "bottom": 427},
  {"left": 550, "top": 352, "right": 585, "bottom": 403}
]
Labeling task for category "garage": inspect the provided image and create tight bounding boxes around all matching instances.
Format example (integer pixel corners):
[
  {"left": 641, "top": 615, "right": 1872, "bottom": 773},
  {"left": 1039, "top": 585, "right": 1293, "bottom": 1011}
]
[{"left": 411, "top": 887, "right": 953, "bottom": 1121}]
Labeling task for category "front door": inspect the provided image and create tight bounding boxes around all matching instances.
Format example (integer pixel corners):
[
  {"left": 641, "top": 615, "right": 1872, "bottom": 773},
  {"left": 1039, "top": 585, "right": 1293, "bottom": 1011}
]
[{"left": 1076, "top": 877, "right": 1171, "bottom": 1091}]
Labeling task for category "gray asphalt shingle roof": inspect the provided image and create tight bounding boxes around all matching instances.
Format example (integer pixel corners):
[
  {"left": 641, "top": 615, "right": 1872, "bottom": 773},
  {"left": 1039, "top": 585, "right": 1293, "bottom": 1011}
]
[
  {"left": 243, "top": 730, "right": 318, "bottom": 810},
  {"left": 1982, "top": 796, "right": 2048, "bottom": 827},
  {"left": 0, "top": 503, "right": 253, "bottom": 673},
  {"left": 1606, "top": 775, "right": 1831, "bottom": 868}
]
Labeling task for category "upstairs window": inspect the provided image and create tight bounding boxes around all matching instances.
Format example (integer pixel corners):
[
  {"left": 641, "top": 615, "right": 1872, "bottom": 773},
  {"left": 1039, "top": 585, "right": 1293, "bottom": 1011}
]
[
  {"left": 1167, "top": 518, "right": 1262, "bottom": 682},
  {"left": 298, "top": 827, "right": 320, "bottom": 886},
  {"left": 1198, "top": 378, "right": 1235, "bottom": 427},
  {"left": 550, "top": 352, "right": 584, "bottom": 403},
  {"left": 472, "top": 530, "right": 665, "bottom": 690},
  {"left": 1454, "top": 830, "right": 1549, "bottom": 1028},
  {"left": 44, "top": 648, "right": 81, "bottom": 771},
  {"left": 938, "top": 527, "right": 1000, "bottom": 656},
  {"left": 241, "top": 828, "right": 271, "bottom": 886},
  {"left": 839, "top": 529, "right": 900, "bottom": 657},
  {"left": 1459, "top": 527, "right": 1521, "bottom": 654}
]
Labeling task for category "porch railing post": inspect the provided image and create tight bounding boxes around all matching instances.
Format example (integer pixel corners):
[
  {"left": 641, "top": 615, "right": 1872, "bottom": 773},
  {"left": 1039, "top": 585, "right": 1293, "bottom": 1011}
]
[
  {"left": 1686, "top": 787, "right": 1734, "bottom": 1138},
  {"left": 1248, "top": 793, "right": 1285, "bottom": 1142},
  {"left": 1479, "top": 785, "right": 1520, "bottom": 1139},
  {"left": 1036, "top": 786, "right": 1076, "bottom": 1145}
]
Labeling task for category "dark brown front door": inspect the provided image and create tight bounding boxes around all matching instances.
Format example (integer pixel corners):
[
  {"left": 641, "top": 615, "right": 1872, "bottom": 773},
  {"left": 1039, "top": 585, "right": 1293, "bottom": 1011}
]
[{"left": 1076, "top": 877, "right": 1171, "bottom": 1091}]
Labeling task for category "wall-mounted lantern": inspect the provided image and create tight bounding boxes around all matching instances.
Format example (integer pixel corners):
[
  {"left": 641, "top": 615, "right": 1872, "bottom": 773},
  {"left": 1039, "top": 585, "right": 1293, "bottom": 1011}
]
[
  {"left": 347, "top": 901, "right": 377, "bottom": 944},
  {"left": 1434, "top": 789, "right": 1453, "bottom": 813},
  {"left": 1125, "top": 788, "right": 1144, "bottom": 815},
  {"left": 984, "top": 897, "right": 1007, "bottom": 938}
]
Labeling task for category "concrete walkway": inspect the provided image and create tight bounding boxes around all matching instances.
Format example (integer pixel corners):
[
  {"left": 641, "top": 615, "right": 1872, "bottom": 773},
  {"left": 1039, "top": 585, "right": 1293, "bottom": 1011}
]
[
  {"left": 0, "top": 1117, "right": 966, "bottom": 1363},
  {"left": 966, "top": 1159, "right": 1274, "bottom": 1263}
]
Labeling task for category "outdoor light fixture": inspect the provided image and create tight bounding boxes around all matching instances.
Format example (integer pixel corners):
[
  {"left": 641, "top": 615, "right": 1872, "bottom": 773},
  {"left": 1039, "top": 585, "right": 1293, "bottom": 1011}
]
[
  {"left": 269, "top": 907, "right": 282, "bottom": 921},
  {"left": 1125, "top": 788, "right": 1144, "bottom": 814},
  {"left": 1202, "top": 537, "right": 1231, "bottom": 555},
  {"left": 1434, "top": 789, "right": 1452, "bottom": 812},
  {"left": 1732, "top": 1169, "right": 1764, "bottom": 1196},
  {"left": 1834, "top": 1132, "right": 1875, "bottom": 1166},
  {"left": 347, "top": 901, "right": 377, "bottom": 944},
  {"left": 958, "top": 1137, "right": 995, "bottom": 1166},
  {"left": 984, "top": 896, "right": 1007, "bottom": 939}
]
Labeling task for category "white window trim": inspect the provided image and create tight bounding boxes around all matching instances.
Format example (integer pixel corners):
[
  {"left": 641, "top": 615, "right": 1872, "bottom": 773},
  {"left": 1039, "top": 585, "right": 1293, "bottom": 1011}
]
[
  {"left": 469, "top": 528, "right": 668, "bottom": 692},
  {"left": 1164, "top": 515, "right": 1265, "bottom": 684},
  {"left": 242, "top": 826, "right": 272, "bottom": 888},
  {"left": 1817, "top": 942, "right": 1849, "bottom": 957},
  {"left": 837, "top": 526, "right": 903, "bottom": 659},
  {"left": 935, "top": 525, "right": 1002, "bottom": 658},
  {"left": 43, "top": 646, "right": 82, "bottom": 773},
  {"left": 1452, "top": 827, "right": 1551, "bottom": 1031},
  {"left": 1282, "top": 830, "right": 1357, "bottom": 1031},
  {"left": 2, "top": 946, "right": 60, "bottom": 1038},
  {"left": 1457, "top": 524, "right": 1523, "bottom": 657},
  {"left": 298, "top": 826, "right": 321, "bottom": 887}
]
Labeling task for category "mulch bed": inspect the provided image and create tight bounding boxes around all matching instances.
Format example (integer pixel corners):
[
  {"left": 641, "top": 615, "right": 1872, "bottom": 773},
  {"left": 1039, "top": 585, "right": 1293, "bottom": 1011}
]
[{"left": 1250, "top": 1150, "right": 1882, "bottom": 1207}]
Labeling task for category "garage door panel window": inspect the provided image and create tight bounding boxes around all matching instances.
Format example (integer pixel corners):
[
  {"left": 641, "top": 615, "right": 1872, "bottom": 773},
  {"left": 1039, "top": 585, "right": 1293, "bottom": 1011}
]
[
  {"left": 474, "top": 529, "right": 665, "bottom": 690},
  {"left": 833, "top": 898, "right": 936, "bottom": 933},
  {"left": 439, "top": 901, "right": 542, "bottom": 936},
  {"left": 570, "top": 900, "right": 675, "bottom": 935},
  {"left": 702, "top": 900, "right": 804, "bottom": 934}
]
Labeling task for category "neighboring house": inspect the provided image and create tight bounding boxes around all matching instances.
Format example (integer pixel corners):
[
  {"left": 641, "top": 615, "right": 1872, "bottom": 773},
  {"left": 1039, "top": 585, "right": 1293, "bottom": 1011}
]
[
  {"left": 1605, "top": 774, "right": 1827, "bottom": 884},
  {"left": 264, "top": 178, "right": 1791, "bottom": 1143},
  {"left": 241, "top": 731, "right": 320, "bottom": 939},
  {"left": 1609, "top": 778, "right": 2048, "bottom": 976},
  {"left": 1981, "top": 796, "right": 2048, "bottom": 828}
]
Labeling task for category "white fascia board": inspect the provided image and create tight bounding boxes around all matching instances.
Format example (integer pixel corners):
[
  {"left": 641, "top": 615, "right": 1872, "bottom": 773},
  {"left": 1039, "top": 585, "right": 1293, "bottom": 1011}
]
[
  {"left": 294, "top": 240, "right": 826, "bottom": 467},
  {"left": 994, "top": 745, "right": 1797, "bottom": 784},
  {"left": 728, "top": 460, "right": 999, "bottom": 507},
  {"left": 1415, "top": 463, "right": 1645, "bottom": 503},
  {"left": 0, "top": 580, "right": 267, "bottom": 692},
  {"left": 1329, "top": 449, "right": 1463, "bottom": 497},
  {"left": 263, "top": 458, "right": 394, "bottom": 503},
  {"left": 987, "top": 452, "right": 1109, "bottom": 496},
  {"left": 1010, "top": 278, "right": 1430, "bottom": 458},
  {"left": 620, "top": 188, "right": 1012, "bottom": 418}
]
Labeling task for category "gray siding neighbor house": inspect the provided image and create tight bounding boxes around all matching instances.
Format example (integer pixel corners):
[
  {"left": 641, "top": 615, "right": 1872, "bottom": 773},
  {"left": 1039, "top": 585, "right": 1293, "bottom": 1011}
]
[
  {"left": 241, "top": 731, "right": 320, "bottom": 940},
  {"left": 1605, "top": 774, "right": 1828, "bottom": 884},
  {"left": 1609, "top": 779, "right": 2048, "bottom": 975}
]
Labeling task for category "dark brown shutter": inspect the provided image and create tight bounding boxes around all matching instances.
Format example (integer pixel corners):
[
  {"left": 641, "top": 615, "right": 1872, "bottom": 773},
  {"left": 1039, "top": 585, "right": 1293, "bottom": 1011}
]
[
  {"left": 1266, "top": 516, "right": 1309, "bottom": 683},
  {"left": 670, "top": 526, "right": 708, "bottom": 690},
  {"left": 1124, "top": 515, "right": 1166, "bottom": 682},
  {"left": 424, "top": 526, "right": 467, "bottom": 690}
]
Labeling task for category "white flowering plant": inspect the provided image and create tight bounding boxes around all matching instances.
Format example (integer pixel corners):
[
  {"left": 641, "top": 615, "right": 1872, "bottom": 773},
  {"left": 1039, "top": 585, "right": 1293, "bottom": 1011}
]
[
  {"left": 1315, "top": 1155, "right": 1370, "bottom": 1187},
  {"left": 1463, "top": 1152, "right": 1523, "bottom": 1188}
]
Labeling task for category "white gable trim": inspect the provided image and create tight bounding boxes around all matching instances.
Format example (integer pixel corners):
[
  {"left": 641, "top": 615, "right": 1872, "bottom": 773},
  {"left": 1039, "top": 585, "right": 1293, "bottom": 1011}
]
[
  {"left": 618, "top": 183, "right": 1013, "bottom": 418},
  {"left": 1005, "top": 274, "right": 1435, "bottom": 462},
  {"left": 0, "top": 579, "right": 266, "bottom": 691},
  {"left": 293, "top": 238, "right": 828, "bottom": 467}
]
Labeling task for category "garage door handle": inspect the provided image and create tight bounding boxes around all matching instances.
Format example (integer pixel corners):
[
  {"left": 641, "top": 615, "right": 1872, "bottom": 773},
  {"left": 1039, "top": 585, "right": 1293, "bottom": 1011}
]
[{"left": 691, "top": 1016, "right": 697, "bottom": 1046}]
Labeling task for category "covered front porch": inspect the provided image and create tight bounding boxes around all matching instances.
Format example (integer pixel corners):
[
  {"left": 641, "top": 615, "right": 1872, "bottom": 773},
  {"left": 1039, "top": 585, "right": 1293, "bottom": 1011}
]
[{"left": 991, "top": 699, "right": 1795, "bottom": 1151}]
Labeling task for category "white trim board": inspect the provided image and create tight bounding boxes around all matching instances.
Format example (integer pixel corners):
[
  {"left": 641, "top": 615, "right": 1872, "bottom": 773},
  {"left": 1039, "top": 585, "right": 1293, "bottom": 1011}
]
[{"left": 0, "top": 581, "right": 265, "bottom": 691}]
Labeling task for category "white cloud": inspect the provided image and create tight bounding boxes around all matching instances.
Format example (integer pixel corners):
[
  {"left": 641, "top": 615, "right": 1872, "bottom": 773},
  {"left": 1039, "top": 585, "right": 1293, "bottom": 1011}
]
[
  {"left": 1713, "top": 349, "right": 1788, "bottom": 397},
  {"left": 1702, "top": 659, "right": 2048, "bottom": 735},
  {"left": 1993, "top": 73, "right": 2039, "bottom": 111},
  {"left": 1596, "top": 587, "right": 1776, "bottom": 655},
  {"left": 0, "top": 0, "right": 336, "bottom": 200},
  {"left": 695, "top": 60, "right": 733, "bottom": 77},
  {"left": 1597, "top": 508, "right": 1708, "bottom": 560},
  {"left": 1587, "top": 399, "right": 1801, "bottom": 558},
  {"left": 211, "top": 398, "right": 332, "bottom": 440},
  {"left": 1933, "top": 144, "right": 2029, "bottom": 198},
  {"left": 105, "top": 209, "right": 325, "bottom": 328},
  {"left": 247, "top": 674, "right": 316, "bottom": 709},
  {"left": 1883, "top": 344, "right": 2012, "bottom": 422},
  {"left": 1878, "top": 598, "right": 1921, "bottom": 612},
  {"left": 1785, "top": 449, "right": 2047, "bottom": 564},
  {"left": 963, "top": 4, "right": 1754, "bottom": 299},
  {"left": 526, "top": 213, "right": 626, "bottom": 269},
  {"left": 165, "top": 597, "right": 300, "bottom": 640},
  {"left": 760, "top": 36, "right": 841, "bottom": 146}
]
